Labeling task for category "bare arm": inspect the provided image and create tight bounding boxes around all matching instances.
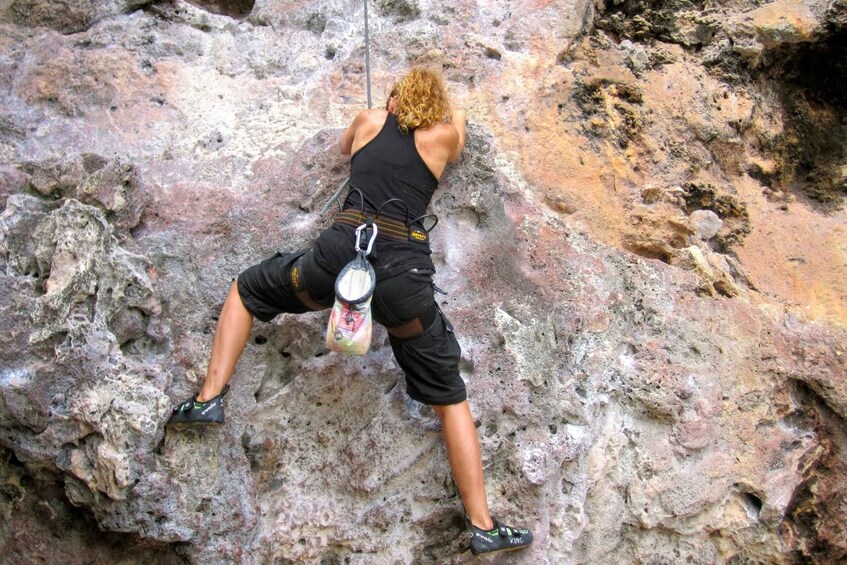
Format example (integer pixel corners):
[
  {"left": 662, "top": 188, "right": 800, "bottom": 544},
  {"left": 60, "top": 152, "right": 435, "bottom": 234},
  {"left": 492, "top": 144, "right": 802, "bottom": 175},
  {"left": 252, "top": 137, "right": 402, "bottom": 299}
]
[
  {"left": 448, "top": 110, "right": 467, "bottom": 162},
  {"left": 339, "top": 111, "right": 366, "bottom": 155},
  {"left": 340, "top": 109, "right": 386, "bottom": 156}
]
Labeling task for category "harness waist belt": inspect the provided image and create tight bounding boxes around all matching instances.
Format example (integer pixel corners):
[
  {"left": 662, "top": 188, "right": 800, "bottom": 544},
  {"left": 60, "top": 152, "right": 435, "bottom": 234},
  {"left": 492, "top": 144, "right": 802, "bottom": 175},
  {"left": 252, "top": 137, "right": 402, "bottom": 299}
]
[{"left": 335, "top": 210, "right": 429, "bottom": 244}]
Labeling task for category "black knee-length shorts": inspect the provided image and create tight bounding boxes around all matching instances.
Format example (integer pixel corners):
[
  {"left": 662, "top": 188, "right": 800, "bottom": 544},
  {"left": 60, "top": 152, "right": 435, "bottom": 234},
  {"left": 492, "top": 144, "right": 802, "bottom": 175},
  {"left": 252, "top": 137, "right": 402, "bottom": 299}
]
[{"left": 236, "top": 249, "right": 466, "bottom": 406}]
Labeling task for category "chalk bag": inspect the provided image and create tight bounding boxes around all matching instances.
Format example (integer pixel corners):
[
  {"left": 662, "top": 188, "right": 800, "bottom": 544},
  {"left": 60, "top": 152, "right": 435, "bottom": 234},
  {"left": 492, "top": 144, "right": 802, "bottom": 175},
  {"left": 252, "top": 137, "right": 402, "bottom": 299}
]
[{"left": 326, "top": 222, "right": 378, "bottom": 355}]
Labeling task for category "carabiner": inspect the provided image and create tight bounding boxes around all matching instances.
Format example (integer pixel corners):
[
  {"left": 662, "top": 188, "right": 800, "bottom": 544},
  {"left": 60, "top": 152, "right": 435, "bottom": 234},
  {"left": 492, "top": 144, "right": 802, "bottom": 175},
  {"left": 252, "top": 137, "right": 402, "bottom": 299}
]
[{"left": 354, "top": 222, "right": 379, "bottom": 256}]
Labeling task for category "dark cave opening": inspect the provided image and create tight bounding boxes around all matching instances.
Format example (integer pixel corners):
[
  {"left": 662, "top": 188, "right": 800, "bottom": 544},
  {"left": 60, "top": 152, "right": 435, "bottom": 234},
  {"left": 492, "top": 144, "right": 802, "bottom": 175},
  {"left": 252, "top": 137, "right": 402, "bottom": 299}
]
[
  {"left": 184, "top": 0, "right": 255, "bottom": 19},
  {"left": 764, "top": 27, "right": 847, "bottom": 206},
  {"left": 778, "top": 28, "right": 847, "bottom": 110},
  {"left": 1, "top": 448, "right": 187, "bottom": 562}
]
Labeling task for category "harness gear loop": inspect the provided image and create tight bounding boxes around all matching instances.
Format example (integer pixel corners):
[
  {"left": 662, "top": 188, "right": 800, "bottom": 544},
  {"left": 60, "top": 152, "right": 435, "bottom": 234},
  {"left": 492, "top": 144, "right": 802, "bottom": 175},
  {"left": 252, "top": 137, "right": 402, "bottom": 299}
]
[
  {"left": 410, "top": 213, "right": 439, "bottom": 233},
  {"left": 375, "top": 197, "right": 411, "bottom": 225},
  {"left": 346, "top": 186, "right": 369, "bottom": 214}
]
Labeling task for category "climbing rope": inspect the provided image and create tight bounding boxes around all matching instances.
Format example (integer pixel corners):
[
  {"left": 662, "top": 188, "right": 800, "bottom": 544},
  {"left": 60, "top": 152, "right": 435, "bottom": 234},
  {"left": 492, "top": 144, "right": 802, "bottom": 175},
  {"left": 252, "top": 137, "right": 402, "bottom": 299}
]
[
  {"left": 319, "top": 0, "right": 372, "bottom": 216},
  {"left": 363, "top": 0, "right": 372, "bottom": 109}
]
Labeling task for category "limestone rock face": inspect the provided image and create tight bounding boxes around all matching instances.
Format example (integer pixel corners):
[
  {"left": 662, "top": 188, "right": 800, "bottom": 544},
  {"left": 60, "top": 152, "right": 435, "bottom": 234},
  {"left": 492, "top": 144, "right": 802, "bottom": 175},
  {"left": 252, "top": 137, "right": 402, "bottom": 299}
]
[
  {"left": 2, "top": 0, "right": 151, "bottom": 33},
  {"left": 1, "top": 0, "right": 846, "bottom": 563}
]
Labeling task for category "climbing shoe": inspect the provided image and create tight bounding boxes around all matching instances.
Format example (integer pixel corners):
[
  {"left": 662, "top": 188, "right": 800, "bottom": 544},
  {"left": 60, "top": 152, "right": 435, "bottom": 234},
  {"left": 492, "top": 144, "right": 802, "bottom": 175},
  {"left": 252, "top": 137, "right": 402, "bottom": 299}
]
[
  {"left": 167, "top": 385, "right": 230, "bottom": 426},
  {"left": 469, "top": 517, "right": 533, "bottom": 556}
]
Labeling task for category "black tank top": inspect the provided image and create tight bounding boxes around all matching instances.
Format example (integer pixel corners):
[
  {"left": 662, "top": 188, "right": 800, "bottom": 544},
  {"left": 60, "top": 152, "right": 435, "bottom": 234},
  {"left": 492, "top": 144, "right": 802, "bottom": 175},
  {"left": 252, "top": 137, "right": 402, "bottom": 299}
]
[
  {"left": 349, "top": 113, "right": 438, "bottom": 220},
  {"left": 313, "top": 113, "right": 440, "bottom": 278}
]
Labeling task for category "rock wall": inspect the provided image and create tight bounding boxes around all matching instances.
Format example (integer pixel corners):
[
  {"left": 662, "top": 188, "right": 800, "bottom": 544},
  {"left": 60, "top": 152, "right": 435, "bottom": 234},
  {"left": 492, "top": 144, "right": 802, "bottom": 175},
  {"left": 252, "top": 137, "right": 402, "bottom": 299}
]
[{"left": 1, "top": 0, "right": 845, "bottom": 563}]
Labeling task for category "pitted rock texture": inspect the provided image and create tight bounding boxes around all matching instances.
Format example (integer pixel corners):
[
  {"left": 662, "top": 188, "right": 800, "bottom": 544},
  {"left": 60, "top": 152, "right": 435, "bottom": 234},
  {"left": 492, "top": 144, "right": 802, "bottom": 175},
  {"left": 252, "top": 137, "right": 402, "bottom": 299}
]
[
  {"left": 3, "top": 0, "right": 151, "bottom": 34},
  {"left": 1, "top": 0, "right": 846, "bottom": 563},
  {"left": 0, "top": 448, "right": 184, "bottom": 564}
]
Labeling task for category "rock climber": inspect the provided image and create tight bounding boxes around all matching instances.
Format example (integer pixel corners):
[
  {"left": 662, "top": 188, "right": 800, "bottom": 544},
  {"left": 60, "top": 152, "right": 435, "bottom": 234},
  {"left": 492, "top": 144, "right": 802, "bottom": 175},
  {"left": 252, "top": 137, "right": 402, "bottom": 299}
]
[{"left": 167, "top": 67, "right": 533, "bottom": 557}]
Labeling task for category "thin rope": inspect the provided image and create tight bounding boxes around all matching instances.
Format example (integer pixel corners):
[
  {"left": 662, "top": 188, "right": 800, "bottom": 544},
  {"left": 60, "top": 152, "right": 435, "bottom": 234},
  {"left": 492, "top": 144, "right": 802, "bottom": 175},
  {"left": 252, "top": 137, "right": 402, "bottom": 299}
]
[
  {"left": 364, "top": 0, "right": 372, "bottom": 109},
  {"left": 319, "top": 0, "right": 373, "bottom": 216}
]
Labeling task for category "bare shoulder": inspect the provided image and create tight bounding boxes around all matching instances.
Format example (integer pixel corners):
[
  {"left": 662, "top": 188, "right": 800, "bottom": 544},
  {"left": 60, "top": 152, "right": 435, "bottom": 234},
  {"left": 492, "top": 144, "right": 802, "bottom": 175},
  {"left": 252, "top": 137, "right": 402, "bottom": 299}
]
[
  {"left": 359, "top": 108, "right": 389, "bottom": 126},
  {"left": 356, "top": 109, "right": 389, "bottom": 140},
  {"left": 347, "top": 108, "right": 389, "bottom": 132},
  {"left": 342, "top": 109, "right": 389, "bottom": 155},
  {"left": 418, "top": 122, "right": 459, "bottom": 144},
  {"left": 414, "top": 121, "right": 464, "bottom": 175}
]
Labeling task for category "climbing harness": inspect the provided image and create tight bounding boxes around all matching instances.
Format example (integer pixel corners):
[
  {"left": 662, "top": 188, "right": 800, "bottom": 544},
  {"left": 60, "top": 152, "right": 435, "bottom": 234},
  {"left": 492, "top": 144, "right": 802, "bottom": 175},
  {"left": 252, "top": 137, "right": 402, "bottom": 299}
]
[
  {"left": 335, "top": 209, "right": 430, "bottom": 244},
  {"left": 334, "top": 192, "right": 438, "bottom": 245},
  {"left": 319, "top": 0, "right": 373, "bottom": 217}
]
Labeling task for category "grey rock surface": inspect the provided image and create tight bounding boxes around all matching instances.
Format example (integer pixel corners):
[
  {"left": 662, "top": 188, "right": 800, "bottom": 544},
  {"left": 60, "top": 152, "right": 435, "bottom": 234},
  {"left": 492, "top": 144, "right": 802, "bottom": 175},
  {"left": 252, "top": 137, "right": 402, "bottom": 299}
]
[
  {"left": 2, "top": 0, "right": 152, "bottom": 33},
  {"left": 1, "top": 0, "right": 846, "bottom": 563}
]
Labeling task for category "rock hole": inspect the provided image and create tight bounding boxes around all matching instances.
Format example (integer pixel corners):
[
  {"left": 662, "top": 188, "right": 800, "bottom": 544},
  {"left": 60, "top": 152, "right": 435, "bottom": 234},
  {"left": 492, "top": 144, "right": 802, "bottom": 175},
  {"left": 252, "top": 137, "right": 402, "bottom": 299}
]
[
  {"left": 484, "top": 47, "right": 502, "bottom": 60},
  {"left": 195, "top": 499, "right": 211, "bottom": 515},
  {"left": 459, "top": 358, "right": 475, "bottom": 375},
  {"left": 623, "top": 241, "right": 673, "bottom": 264},
  {"left": 305, "top": 12, "right": 326, "bottom": 34},
  {"left": 575, "top": 383, "right": 587, "bottom": 398},
  {"left": 376, "top": 0, "right": 421, "bottom": 22},
  {"left": 713, "top": 280, "right": 736, "bottom": 298},
  {"left": 4, "top": 448, "right": 26, "bottom": 469},
  {"left": 384, "top": 380, "right": 398, "bottom": 395},
  {"left": 740, "top": 492, "right": 763, "bottom": 516},
  {"left": 746, "top": 161, "right": 775, "bottom": 189},
  {"left": 183, "top": 0, "right": 255, "bottom": 19},
  {"left": 254, "top": 335, "right": 267, "bottom": 345},
  {"left": 152, "top": 436, "right": 165, "bottom": 455}
]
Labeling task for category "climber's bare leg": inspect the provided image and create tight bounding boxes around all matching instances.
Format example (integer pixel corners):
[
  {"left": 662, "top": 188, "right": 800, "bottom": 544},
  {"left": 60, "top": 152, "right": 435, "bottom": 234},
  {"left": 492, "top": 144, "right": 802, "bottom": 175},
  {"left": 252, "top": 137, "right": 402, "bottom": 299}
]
[
  {"left": 432, "top": 401, "right": 495, "bottom": 530},
  {"left": 197, "top": 282, "right": 253, "bottom": 402}
]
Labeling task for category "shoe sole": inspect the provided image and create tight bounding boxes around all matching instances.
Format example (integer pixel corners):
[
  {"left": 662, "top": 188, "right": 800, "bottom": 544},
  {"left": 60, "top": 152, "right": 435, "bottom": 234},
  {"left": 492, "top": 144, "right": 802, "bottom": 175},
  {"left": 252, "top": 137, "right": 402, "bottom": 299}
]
[
  {"left": 166, "top": 420, "right": 224, "bottom": 428},
  {"left": 469, "top": 544, "right": 532, "bottom": 557}
]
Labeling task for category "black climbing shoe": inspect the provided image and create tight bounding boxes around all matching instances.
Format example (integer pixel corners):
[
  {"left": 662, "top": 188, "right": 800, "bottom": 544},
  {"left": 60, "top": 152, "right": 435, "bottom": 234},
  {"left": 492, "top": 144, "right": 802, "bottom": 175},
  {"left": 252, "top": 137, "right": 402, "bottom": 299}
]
[
  {"left": 469, "top": 517, "right": 533, "bottom": 556},
  {"left": 167, "top": 385, "right": 230, "bottom": 426}
]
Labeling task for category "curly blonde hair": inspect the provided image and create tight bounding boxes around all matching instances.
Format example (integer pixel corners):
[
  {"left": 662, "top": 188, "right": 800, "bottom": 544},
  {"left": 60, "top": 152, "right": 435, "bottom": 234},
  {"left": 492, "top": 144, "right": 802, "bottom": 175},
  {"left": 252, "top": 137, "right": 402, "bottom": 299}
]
[{"left": 391, "top": 68, "right": 450, "bottom": 132}]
